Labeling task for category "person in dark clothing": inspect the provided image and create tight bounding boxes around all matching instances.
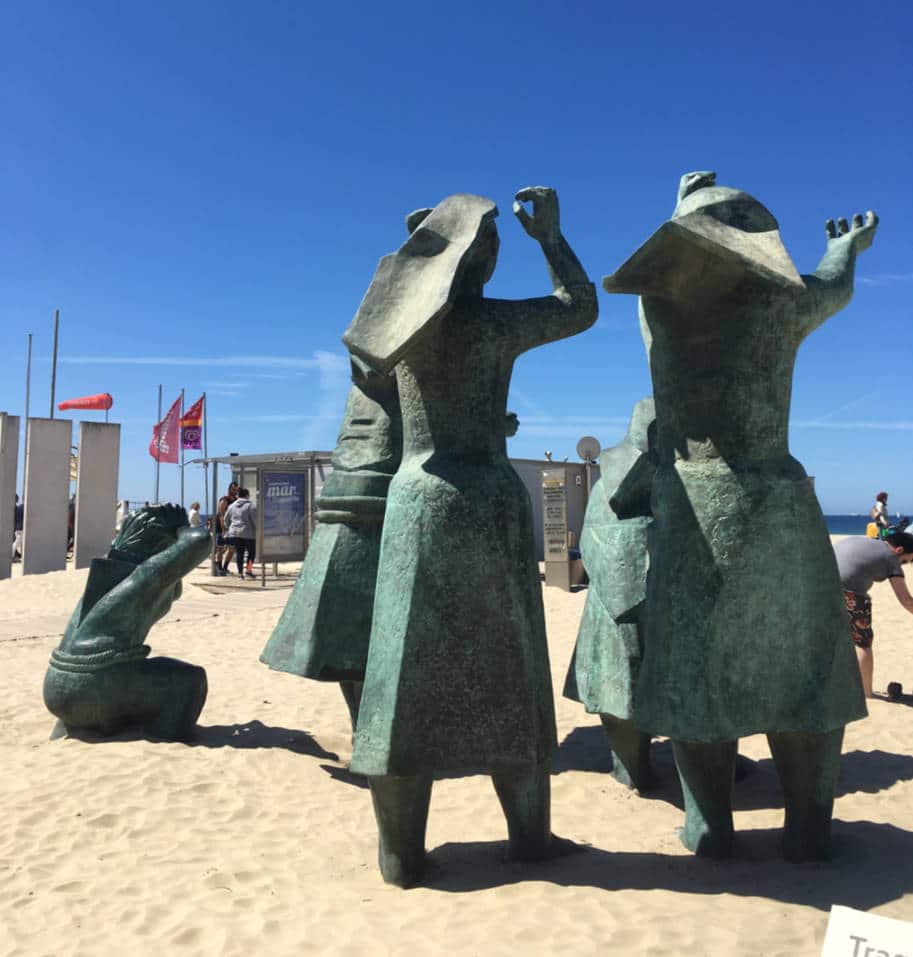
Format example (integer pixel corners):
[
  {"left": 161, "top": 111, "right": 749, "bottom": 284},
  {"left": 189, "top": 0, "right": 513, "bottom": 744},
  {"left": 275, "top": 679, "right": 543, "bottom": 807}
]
[{"left": 12, "top": 494, "right": 23, "bottom": 561}]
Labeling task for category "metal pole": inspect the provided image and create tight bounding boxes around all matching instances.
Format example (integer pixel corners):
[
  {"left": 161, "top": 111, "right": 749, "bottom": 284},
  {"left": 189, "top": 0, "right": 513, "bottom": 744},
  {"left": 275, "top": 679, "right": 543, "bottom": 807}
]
[
  {"left": 23, "top": 333, "right": 32, "bottom": 487},
  {"left": 179, "top": 388, "right": 185, "bottom": 509},
  {"left": 202, "top": 392, "right": 209, "bottom": 516},
  {"left": 154, "top": 384, "right": 162, "bottom": 504},
  {"left": 49, "top": 309, "right": 59, "bottom": 417},
  {"left": 211, "top": 461, "right": 219, "bottom": 575}
]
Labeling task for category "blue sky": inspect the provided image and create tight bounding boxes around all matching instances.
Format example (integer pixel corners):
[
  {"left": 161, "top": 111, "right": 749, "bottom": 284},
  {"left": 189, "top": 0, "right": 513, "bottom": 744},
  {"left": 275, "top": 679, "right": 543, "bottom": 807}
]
[{"left": 2, "top": 1, "right": 910, "bottom": 512}]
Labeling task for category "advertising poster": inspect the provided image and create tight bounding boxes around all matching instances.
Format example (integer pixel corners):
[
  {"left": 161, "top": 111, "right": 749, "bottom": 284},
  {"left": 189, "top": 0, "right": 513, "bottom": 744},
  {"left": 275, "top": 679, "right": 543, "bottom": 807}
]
[{"left": 259, "top": 470, "right": 307, "bottom": 561}]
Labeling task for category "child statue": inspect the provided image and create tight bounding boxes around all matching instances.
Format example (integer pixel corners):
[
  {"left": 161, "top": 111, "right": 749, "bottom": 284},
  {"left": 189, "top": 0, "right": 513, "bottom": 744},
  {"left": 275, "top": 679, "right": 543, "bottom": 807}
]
[
  {"left": 344, "top": 187, "right": 597, "bottom": 886},
  {"left": 602, "top": 171, "right": 874, "bottom": 860}
]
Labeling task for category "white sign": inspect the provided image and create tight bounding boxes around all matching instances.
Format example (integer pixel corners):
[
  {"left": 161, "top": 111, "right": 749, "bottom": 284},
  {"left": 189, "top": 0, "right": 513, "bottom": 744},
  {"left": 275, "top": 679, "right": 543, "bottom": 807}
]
[
  {"left": 542, "top": 467, "right": 568, "bottom": 560},
  {"left": 821, "top": 905, "right": 913, "bottom": 957}
]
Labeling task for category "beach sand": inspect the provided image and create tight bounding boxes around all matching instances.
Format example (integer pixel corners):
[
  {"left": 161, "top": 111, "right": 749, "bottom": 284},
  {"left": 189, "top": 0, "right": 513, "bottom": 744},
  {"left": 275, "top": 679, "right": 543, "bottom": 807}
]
[{"left": 2, "top": 537, "right": 912, "bottom": 955}]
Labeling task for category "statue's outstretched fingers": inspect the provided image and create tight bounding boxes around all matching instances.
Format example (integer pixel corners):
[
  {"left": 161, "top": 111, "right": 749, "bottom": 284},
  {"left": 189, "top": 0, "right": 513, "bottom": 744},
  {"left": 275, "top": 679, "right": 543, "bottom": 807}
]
[
  {"left": 837, "top": 217, "right": 849, "bottom": 235},
  {"left": 513, "top": 200, "right": 532, "bottom": 229},
  {"left": 866, "top": 210, "right": 878, "bottom": 228},
  {"left": 825, "top": 219, "right": 837, "bottom": 240},
  {"left": 852, "top": 213, "right": 864, "bottom": 229},
  {"left": 515, "top": 186, "right": 553, "bottom": 204}
]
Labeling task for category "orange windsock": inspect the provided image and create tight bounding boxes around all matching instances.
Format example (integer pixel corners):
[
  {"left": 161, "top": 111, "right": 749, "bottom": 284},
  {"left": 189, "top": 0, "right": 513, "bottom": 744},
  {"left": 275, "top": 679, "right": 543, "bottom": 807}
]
[{"left": 58, "top": 393, "right": 114, "bottom": 412}]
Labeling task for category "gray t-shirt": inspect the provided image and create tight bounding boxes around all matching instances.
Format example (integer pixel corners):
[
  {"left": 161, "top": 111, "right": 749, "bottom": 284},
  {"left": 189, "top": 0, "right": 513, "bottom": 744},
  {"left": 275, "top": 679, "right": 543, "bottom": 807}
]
[{"left": 834, "top": 537, "right": 903, "bottom": 595}]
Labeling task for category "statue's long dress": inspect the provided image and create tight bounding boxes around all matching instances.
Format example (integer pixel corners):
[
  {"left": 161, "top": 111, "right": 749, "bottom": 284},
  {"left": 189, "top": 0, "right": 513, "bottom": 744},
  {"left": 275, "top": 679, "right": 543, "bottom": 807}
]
[
  {"left": 632, "top": 298, "right": 866, "bottom": 742},
  {"left": 351, "top": 292, "right": 594, "bottom": 776},
  {"left": 563, "top": 451, "right": 649, "bottom": 719},
  {"left": 260, "top": 377, "right": 400, "bottom": 682}
]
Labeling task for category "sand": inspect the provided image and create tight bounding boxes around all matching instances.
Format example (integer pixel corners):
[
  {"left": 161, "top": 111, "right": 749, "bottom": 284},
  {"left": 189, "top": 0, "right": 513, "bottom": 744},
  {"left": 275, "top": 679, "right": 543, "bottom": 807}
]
[{"left": 2, "top": 538, "right": 912, "bottom": 956}]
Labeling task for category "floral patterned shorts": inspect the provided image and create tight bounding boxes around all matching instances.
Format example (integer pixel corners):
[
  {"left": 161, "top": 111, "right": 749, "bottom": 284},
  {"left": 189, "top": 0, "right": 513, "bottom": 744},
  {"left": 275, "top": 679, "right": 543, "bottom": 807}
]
[{"left": 843, "top": 590, "right": 874, "bottom": 649}]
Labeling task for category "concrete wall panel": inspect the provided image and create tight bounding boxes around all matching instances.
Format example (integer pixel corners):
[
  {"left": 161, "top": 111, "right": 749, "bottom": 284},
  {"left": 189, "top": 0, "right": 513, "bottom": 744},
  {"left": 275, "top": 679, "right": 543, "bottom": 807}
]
[
  {"left": 22, "top": 417, "right": 72, "bottom": 575},
  {"left": 0, "top": 413, "right": 20, "bottom": 580},
  {"left": 74, "top": 421, "right": 121, "bottom": 569}
]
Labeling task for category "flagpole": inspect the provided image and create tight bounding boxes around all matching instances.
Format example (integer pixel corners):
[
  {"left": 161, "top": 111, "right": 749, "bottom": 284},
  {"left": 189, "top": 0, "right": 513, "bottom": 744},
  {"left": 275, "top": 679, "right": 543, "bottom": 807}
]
[
  {"left": 179, "top": 388, "right": 185, "bottom": 509},
  {"left": 202, "top": 392, "right": 209, "bottom": 516},
  {"left": 49, "top": 309, "right": 59, "bottom": 418},
  {"left": 154, "top": 384, "right": 162, "bottom": 504},
  {"left": 23, "top": 333, "right": 32, "bottom": 490}
]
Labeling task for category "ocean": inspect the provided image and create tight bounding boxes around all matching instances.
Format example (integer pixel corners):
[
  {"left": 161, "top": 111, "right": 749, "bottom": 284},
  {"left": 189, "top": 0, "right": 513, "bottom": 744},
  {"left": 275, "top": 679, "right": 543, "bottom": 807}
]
[{"left": 823, "top": 514, "right": 911, "bottom": 536}]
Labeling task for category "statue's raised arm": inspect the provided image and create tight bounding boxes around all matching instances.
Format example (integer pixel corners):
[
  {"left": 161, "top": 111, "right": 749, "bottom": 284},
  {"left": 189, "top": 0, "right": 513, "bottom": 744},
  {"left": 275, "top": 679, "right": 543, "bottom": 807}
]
[
  {"left": 801, "top": 210, "right": 878, "bottom": 336},
  {"left": 501, "top": 185, "right": 597, "bottom": 355}
]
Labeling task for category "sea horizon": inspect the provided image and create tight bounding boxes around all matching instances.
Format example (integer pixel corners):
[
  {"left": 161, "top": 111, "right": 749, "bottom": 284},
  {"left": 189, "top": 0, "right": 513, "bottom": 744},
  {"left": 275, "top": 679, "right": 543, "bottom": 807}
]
[{"left": 823, "top": 514, "right": 907, "bottom": 536}]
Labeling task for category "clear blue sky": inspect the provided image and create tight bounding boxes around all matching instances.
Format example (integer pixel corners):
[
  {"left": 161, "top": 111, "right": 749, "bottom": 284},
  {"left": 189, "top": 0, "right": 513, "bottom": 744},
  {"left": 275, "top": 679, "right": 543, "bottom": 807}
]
[{"left": 2, "top": 1, "right": 910, "bottom": 512}]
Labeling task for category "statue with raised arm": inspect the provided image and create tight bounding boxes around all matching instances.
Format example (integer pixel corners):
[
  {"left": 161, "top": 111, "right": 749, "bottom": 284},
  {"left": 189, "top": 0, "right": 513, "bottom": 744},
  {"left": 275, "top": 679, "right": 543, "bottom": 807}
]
[
  {"left": 343, "top": 187, "right": 597, "bottom": 886},
  {"left": 563, "top": 397, "right": 656, "bottom": 791},
  {"left": 260, "top": 352, "right": 401, "bottom": 733},
  {"left": 602, "top": 171, "right": 874, "bottom": 860},
  {"left": 43, "top": 505, "right": 210, "bottom": 741}
]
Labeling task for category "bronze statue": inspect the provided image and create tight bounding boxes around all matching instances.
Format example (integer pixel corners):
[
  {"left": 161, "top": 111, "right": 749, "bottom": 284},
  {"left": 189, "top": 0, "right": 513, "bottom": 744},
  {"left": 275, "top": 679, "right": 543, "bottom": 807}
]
[
  {"left": 344, "top": 187, "right": 597, "bottom": 886},
  {"left": 44, "top": 505, "right": 210, "bottom": 741},
  {"left": 603, "top": 171, "right": 874, "bottom": 859}
]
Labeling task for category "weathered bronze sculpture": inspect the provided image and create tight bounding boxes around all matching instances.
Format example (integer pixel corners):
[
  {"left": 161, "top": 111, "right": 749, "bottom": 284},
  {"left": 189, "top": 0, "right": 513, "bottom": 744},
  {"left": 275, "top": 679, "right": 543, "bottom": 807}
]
[
  {"left": 260, "top": 354, "right": 401, "bottom": 731},
  {"left": 43, "top": 505, "right": 210, "bottom": 741},
  {"left": 344, "top": 187, "right": 597, "bottom": 886},
  {"left": 603, "top": 171, "right": 873, "bottom": 860},
  {"left": 564, "top": 398, "right": 656, "bottom": 791}
]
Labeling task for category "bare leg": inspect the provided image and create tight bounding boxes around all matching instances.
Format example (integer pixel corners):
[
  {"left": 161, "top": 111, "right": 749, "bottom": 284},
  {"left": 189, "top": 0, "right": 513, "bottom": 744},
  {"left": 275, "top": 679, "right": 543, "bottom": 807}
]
[
  {"left": 671, "top": 739, "right": 737, "bottom": 858},
  {"left": 855, "top": 646, "right": 874, "bottom": 698},
  {"left": 767, "top": 727, "right": 843, "bottom": 862},
  {"left": 600, "top": 714, "right": 654, "bottom": 791},
  {"left": 366, "top": 774, "right": 433, "bottom": 887},
  {"left": 491, "top": 759, "right": 551, "bottom": 861},
  {"left": 339, "top": 680, "right": 364, "bottom": 738},
  {"left": 222, "top": 545, "right": 235, "bottom": 571}
]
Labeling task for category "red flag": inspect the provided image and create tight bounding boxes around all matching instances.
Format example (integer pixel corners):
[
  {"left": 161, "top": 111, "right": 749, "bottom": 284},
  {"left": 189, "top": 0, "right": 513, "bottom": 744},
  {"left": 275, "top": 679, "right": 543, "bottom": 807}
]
[
  {"left": 149, "top": 397, "right": 181, "bottom": 463},
  {"left": 180, "top": 395, "right": 204, "bottom": 450}
]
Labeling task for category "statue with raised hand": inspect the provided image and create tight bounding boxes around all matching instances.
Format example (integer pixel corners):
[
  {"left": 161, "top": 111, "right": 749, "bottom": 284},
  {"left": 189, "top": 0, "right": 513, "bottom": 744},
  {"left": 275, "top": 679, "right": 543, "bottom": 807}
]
[
  {"left": 44, "top": 504, "right": 211, "bottom": 741},
  {"left": 602, "top": 171, "right": 874, "bottom": 861},
  {"left": 343, "top": 186, "right": 597, "bottom": 887},
  {"left": 564, "top": 398, "right": 656, "bottom": 791}
]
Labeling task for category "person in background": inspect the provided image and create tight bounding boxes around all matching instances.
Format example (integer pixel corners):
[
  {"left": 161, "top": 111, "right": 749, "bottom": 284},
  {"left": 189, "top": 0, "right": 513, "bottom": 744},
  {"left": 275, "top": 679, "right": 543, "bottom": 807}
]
[
  {"left": 214, "top": 482, "right": 238, "bottom": 576},
  {"left": 188, "top": 502, "right": 201, "bottom": 528},
  {"left": 12, "top": 494, "right": 23, "bottom": 562},
  {"left": 834, "top": 531, "right": 913, "bottom": 697},
  {"left": 871, "top": 491, "right": 890, "bottom": 533},
  {"left": 67, "top": 496, "right": 76, "bottom": 555},
  {"left": 223, "top": 488, "right": 256, "bottom": 580}
]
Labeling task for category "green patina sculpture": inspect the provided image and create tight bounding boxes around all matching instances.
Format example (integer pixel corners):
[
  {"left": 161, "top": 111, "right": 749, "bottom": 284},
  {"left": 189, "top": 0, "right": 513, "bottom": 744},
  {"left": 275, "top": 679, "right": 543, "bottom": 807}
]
[
  {"left": 603, "top": 171, "right": 874, "bottom": 860},
  {"left": 260, "top": 353, "right": 402, "bottom": 731},
  {"left": 43, "top": 505, "right": 210, "bottom": 741},
  {"left": 563, "top": 398, "right": 656, "bottom": 791},
  {"left": 343, "top": 187, "right": 597, "bottom": 887}
]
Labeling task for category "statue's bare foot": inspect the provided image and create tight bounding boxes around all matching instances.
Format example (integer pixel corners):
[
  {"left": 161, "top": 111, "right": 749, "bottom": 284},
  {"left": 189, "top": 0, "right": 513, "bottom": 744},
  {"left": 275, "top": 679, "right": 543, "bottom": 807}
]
[{"left": 825, "top": 210, "right": 878, "bottom": 254}]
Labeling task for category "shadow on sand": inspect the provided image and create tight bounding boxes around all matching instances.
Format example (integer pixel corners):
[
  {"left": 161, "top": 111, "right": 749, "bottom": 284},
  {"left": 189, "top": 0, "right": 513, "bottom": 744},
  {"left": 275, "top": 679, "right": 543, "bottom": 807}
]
[
  {"left": 192, "top": 720, "right": 338, "bottom": 758},
  {"left": 422, "top": 820, "right": 913, "bottom": 909},
  {"left": 55, "top": 719, "right": 338, "bottom": 760},
  {"left": 555, "top": 725, "right": 913, "bottom": 811}
]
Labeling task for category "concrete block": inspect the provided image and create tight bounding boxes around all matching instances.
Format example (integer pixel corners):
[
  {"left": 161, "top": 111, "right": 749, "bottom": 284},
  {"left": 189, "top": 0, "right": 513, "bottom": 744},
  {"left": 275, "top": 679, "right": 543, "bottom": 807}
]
[
  {"left": 23, "top": 417, "right": 72, "bottom": 575},
  {"left": 74, "top": 422, "right": 121, "bottom": 569}
]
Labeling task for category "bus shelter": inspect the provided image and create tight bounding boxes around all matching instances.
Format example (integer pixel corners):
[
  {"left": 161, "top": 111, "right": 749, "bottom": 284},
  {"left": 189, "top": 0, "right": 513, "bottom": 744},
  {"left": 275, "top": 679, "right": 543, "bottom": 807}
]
[{"left": 189, "top": 451, "right": 333, "bottom": 578}]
